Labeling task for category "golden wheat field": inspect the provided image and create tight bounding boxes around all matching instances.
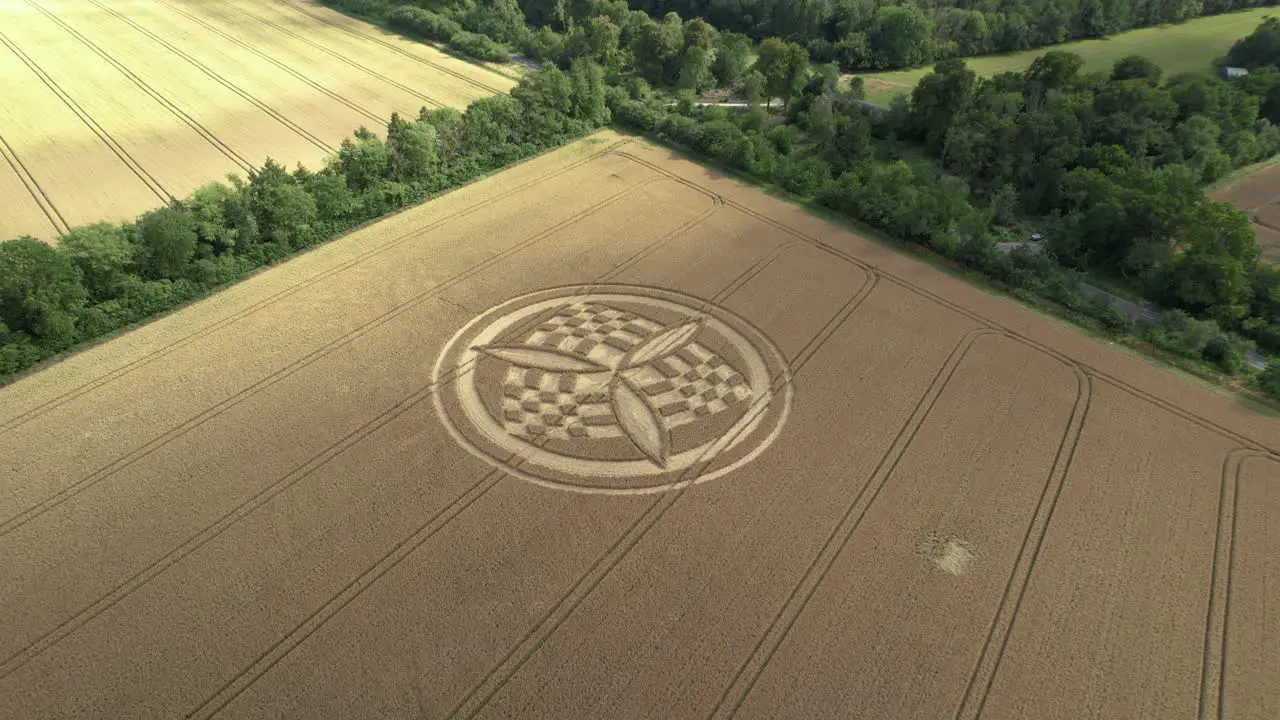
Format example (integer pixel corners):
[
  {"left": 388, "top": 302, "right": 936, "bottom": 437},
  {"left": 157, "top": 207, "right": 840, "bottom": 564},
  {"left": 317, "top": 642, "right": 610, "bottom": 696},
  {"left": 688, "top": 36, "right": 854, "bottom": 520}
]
[
  {"left": 1, "top": 131, "right": 1277, "bottom": 719},
  {"left": 0, "top": 0, "right": 515, "bottom": 242}
]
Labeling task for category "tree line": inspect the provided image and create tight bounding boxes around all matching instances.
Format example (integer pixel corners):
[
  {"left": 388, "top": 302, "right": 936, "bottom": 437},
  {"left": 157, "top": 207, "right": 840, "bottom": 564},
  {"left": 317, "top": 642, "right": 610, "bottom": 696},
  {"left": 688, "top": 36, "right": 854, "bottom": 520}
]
[
  {"left": 619, "top": 0, "right": 1273, "bottom": 71},
  {"left": 0, "top": 59, "right": 611, "bottom": 381}
]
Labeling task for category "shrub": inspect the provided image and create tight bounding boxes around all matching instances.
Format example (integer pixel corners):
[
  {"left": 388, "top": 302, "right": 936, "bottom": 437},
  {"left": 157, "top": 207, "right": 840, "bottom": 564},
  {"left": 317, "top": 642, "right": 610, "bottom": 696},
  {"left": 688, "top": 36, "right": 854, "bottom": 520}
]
[
  {"left": 450, "top": 30, "right": 510, "bottom": 62},
  {"left": 1258, "top": 362, "right": 1280, "bottom": 399},
  {"left": 387, "top": 6, "right": 461, "bottom": 42}
]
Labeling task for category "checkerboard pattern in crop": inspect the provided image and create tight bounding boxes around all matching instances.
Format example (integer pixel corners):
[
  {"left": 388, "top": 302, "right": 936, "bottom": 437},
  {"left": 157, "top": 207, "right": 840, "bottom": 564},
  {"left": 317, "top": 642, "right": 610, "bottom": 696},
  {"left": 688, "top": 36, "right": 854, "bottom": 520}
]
[{"left": 497, "top": 302, "right": 753, "bottom": 442}]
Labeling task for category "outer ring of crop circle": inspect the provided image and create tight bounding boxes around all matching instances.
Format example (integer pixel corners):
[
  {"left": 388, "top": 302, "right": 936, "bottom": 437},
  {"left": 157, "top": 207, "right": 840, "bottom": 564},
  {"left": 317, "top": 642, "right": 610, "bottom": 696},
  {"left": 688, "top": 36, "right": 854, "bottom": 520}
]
[{"left": 431, "top": 284, "right": 793, "bottom": 495}]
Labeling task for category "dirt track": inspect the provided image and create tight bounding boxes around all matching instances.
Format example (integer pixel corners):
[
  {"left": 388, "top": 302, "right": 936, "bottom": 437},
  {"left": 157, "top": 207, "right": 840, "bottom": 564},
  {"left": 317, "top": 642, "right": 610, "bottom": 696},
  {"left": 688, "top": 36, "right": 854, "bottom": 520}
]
[{"left": 1, "top": 132, "right": 1278, "bottom": 719}]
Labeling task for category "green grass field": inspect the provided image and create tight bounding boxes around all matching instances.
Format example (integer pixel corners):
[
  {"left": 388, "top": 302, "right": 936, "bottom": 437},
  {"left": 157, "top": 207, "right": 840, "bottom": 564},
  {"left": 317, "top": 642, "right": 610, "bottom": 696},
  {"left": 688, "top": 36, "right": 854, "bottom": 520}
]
[{"left": 852, "top": 7, "right": 1280, "bottom": 105}]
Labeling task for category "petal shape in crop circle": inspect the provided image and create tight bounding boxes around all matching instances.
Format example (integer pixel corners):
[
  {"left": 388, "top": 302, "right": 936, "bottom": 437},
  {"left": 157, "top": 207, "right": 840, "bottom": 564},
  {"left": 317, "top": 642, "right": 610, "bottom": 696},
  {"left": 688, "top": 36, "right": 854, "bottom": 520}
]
[
  {"left": 610, "top": 376, "right": 669, "bottom": 467},
  {"left": 473, "top": 344, "right": 610, "bottom": 374},
  {"left": 621, "top": 318, "right": 703, "bottom": 369}
]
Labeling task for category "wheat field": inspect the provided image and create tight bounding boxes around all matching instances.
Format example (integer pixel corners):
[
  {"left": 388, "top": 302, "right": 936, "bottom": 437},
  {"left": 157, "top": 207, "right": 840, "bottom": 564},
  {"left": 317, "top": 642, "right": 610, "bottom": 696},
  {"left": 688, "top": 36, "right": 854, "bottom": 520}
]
[
  {"left": 0, "top": 0, "right": 516, "bottom": 242},
  {"left": 1, "top": 131, "right": 1276, "bottom": 718}
]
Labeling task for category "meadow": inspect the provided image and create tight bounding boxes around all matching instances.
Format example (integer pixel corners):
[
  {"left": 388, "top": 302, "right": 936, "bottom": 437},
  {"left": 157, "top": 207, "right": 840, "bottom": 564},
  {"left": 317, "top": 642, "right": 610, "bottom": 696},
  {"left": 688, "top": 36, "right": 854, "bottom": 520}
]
[{"left": 854, "top": 6, "right": 1280, "bottom": 105}]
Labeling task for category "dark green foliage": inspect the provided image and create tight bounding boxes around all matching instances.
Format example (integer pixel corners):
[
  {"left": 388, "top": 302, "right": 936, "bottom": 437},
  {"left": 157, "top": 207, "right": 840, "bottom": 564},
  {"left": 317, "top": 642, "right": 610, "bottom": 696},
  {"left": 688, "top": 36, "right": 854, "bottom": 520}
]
[
  {"left": 0, "top": 238, "right": 86, "bottom": 349},
  {"left": 387, "top": 5, "right": 462, "bottom": 41},
  {"left": 628, "top": 0, "right": 1273, "bottom": 72},
  {"left": 464, "top": 0, "right": 526, "bottom": 43},
  {"left": 335, "top": 128, "right": 390, "bottom": 191},
  {"left": 1227, "top": 17, "right": 1280, "bottom": 69},
  {"left": 1258, "top": 361, "right": 1280, "bottom": 398},
  {"left": 1112, "top": 54, "right": 1163, "bottom": 84},
  {"left": 755, "top": 37, "right": 810, "bottom": 107},
  {"left": 385, "top": 4, "right": 509, "bottom": 61},
  {"left": 869, "top": 5, "right": 933, "bottom": 69},
  {"left": 451, "top": 29, "right": 512, "bottom": 61},
  {"left": 137, "top": 207, "right": 198, "bottom": 280},
  {"left": 56, "top": 224, "right": 136, "bottom": 302},
  {"left": 387, "top": 112, "right": 441, "bottom": 181},
  {"left": 713, "top": 31, "right": 753, "bottom": 87}
]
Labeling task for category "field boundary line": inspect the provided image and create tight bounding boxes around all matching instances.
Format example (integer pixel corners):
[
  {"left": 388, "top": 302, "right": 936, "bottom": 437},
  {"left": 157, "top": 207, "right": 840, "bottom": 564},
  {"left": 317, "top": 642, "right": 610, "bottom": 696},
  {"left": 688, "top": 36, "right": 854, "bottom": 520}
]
[
  {"left": 75, "top": 0, "right": 335, "bottom": 155},
  {"left": 0, "top": 171, "right": 676, "bottom": 680},
  {"left": 198, "top": 0, "right": 445, "bottom": 110},
  {"left": 615, "top": 145, "right": 1280, "bottom": 456},
  {"left": 185, "top": 195, "right": 726, "bottom": 720},
  {"left": 0, "top": 29, "right": 171, "bottom": 204},
  {"left": 0, "top": 141, "right": 632, "bottom": 434},
  {"left": 446, "top": 265, "right": 880, "bottom": 719},
  {"left": 955, "top": 368, "right": 1093, "bottom": 720},
  {"left": 1197, "top": 449, "right": 1276, "bottom": 720},
  {"left": 270, "top": 0, "right": 507, "bottom": 96},
  {"left": 707, "top": 326, "right": 1001, "bottom": 719},
  {"left": 23, "top": 0, "right": 255, "bottom": 175},
  {"left": 0, "top": 173, "right": 662, "bottom": 539},
  {"left": 0, "top": 132, "right": 68, "bottom": 237},
  {"left": 148, "top": 0, "right": 388, "bottom": 126}
]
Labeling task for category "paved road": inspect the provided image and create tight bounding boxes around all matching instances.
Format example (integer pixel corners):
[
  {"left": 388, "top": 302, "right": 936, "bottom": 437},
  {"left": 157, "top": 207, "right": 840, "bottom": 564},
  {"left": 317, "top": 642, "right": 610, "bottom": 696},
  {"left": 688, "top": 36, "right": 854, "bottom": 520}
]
[
  {"left": 669, "top": 99, "right": 892, "bottom": 112},
  {"left": 1078, "top": 285, "right": 1268, "bottom": 370}
]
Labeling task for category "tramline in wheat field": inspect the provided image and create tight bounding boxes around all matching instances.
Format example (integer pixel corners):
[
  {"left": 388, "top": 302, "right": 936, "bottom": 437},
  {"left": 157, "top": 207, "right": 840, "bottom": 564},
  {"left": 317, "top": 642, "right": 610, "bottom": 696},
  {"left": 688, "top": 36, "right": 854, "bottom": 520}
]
[
  {"left": 1, "top": 132, "right": 1277, "bottom": 719},
  {"left": 0, "top": 0, "right": 514, "bottom": 242}
]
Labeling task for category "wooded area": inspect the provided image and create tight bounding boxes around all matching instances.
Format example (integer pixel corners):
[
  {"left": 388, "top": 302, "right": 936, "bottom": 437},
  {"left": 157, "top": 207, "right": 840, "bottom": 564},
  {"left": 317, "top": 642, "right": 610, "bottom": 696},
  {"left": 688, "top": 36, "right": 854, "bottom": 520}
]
[{"left": 621, "top": 0, "right": 1274, "bottom": 70}]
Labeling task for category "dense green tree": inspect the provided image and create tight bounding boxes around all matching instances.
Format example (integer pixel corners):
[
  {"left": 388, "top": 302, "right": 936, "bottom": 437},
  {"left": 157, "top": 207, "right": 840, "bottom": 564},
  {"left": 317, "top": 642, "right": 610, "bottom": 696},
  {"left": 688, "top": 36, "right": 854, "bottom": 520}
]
[
  {"left": 335, "top": 128, "right": 390, "bottom": 191},
  {"left": 870, "top": 5, "right": 932, "bottom": 69},
  {"left": 304, "top": 171, "right": 358, "bottom": 220},
  {"left": 677, "top": 44, "right": 716, "bottom": 91},
  {"left": 1024, "top": 50, "right": 1085, "bottom": 95},
  {"left": 743, "top": 69, "right": 767, "bottom": 105},
  {"left": 1227, "top": 17, "right": 1280, "bottom": 69},
  {"left": 682, "top": 16, "right": 718, "bottom": 52},
  {"left": 755, "top": 37, "right": 810, "bottom": 108},
  {"left": 631, "top": 11, "right": 684, "bottom": 84},
  {"left": 247, "top": 160, "right": 318, "bottom": 246},
  {"left": 137, "top": 207, "right": 198, "bottom": 280},
  {"left": 420, "top": 107, "right": 467, "bottom": 160},
  {"left": 0, "top": 237, "right": 85, "bottom": 348},
  {"left": 1259, "top": 361, "right": 1280, "bottom": 399},
  {"left": 387, "top": 112, "right": 440, "bottom": 181},
  {"left": 1164, "top": 201, "right": 1259, "bottom": 321},
  {"left": 1111, "top": 54, "right": 1162, "bottom": 84},
  {"left": 569, "top": 57, "right": 611, "bottom": 124},
  {"left": 910, "top": 58, "right": 976, "bottom": 153},
  {"left": 186, "top": 182, "right": 238, "bottom": 256},
  {"left": 564, "top": 15, "right": 623, "bottom": 72},
  {"left": 512, "top": 64, "right": 576, "bottom": 137},
  {"left": 713, "top": 31, "right": 753, "bottom": 87},
  {"left": 521, "top": 0, "right": 567, "bottom": 30},
  {"left": 57, "top": 223, "right": 136, "bottom": 302},
  {"left": 465, "top": 0, "right": 526, "bottom": 43}
]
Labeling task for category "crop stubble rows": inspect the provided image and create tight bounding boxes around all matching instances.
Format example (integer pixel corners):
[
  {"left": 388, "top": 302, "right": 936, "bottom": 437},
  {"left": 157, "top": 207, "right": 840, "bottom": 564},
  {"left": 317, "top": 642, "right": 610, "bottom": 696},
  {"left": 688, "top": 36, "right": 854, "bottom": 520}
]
[
  {"left": 0, "top": 0, "right": 513, "bottom": 241},
  {"left": 0, "top": 135, "right": 1277, "bottom": 719}
]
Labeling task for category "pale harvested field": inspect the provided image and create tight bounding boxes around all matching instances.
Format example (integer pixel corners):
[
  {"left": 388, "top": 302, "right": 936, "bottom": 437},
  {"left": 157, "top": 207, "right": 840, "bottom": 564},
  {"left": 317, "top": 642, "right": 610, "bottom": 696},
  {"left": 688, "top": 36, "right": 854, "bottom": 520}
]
[
  {"left": 1211, "top": 163, "right": 1280, "bottom": 264},
  {"left": 0, "top": 0, "right": 515, "bottom": 242},
  {"left": 1, "top": 132, "right": 1277, "bottom": 720}
]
